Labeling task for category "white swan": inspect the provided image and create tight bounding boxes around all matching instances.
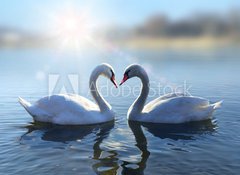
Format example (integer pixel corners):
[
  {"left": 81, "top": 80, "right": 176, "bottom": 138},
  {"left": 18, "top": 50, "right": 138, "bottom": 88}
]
[
  {"left": 120, "top": 64, "right": 222, "bottom": 123},
  {"left": 19, "top": 63, "right": 118, "bottom": 125}
]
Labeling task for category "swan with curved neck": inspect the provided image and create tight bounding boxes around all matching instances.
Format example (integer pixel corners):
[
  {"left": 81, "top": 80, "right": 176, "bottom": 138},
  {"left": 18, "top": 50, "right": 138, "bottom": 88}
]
[
  {"left": 19, "top": 63, "right": 118, "bottom": 125},
  {"left": 120, "top": 64, "right": 222, "bottom": 123}
]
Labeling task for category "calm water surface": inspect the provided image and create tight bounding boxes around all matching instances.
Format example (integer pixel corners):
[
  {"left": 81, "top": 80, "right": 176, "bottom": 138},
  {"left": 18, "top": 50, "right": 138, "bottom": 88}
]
[{"left": 0, "top": 48, "right": 239, "bottom": 174}]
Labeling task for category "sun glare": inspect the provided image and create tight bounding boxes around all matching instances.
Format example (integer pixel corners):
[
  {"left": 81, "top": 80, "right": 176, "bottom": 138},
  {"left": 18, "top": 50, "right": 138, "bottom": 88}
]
[{"left": 50, "top": 8, "right": 94, "bottom": 50}]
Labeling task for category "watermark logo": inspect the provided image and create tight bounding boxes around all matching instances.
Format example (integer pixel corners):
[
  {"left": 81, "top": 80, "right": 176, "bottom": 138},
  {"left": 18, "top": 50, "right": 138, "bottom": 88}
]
[
  {"left": 48, "top": 74, "right": 79, "bottom": 96},
  {"left": 48, "top": 74, "right": 192, "bottom": 97}
]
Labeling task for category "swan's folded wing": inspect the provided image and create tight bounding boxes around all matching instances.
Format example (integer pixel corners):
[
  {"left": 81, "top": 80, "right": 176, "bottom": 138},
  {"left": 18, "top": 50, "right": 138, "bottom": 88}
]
[
  {"left": 35, "top": 94, "right": 99, "bottom": 116},
  {"left": 67, "top": 94, "right": 99, "bottom": 111},
  {"left": 144, "top": 93, "right": 187, "bottom": 112},
  {"left": 144, "top": 96, "right": 209, "bottom": 114}
]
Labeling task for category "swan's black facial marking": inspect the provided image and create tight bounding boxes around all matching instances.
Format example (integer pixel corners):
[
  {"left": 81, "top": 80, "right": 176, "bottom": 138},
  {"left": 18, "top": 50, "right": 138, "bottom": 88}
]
[
  {"left": 120, "top": 70, "right": 130, "bottom": 85},
  {"left": 110, "top": 69, "right": 114, "bottom": 77},
  {"left": 110, "top": 69, "right": 118, "bottom": 88},
  {"left": 124, "top": 70, "right": 130, "bottom": 77}
]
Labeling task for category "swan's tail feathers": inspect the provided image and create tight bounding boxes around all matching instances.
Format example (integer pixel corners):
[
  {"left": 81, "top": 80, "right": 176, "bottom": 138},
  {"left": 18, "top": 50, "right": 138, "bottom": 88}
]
[
  {"left": 18, "top": 97, "right": 33, "bottom": 115},
  {"left": 212, "top": 100, "right": 223, "bottom": 110}
]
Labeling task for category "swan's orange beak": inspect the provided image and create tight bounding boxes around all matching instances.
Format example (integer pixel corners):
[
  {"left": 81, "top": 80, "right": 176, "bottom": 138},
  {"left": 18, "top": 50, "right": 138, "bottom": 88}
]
[
  {"left": 111, "top": 76, "right": 118, "bottom": 88},
  {"left": 120, "top": 74, "right": 128, "bottom": 86}
]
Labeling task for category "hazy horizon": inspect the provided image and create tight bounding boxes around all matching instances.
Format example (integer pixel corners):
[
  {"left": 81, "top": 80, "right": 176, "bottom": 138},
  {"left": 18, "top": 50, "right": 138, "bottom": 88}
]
[{"left": 1, "top": 0, "right": 240, "bottom": 32}]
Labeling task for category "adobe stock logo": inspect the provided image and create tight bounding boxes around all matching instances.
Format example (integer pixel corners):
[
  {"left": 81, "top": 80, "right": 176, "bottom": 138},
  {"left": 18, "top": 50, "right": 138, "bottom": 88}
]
[
  {"left": 47, "top": 74, "right": 193, "bottom": 97},
  {"left": 48, "top": 74, "right": 80, "bottom": 96}
]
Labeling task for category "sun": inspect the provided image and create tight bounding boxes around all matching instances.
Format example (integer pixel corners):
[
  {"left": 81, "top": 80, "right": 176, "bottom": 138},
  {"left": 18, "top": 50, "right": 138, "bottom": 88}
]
[{"left": 49, "top": 7, "right": 94, "bottom": 50}]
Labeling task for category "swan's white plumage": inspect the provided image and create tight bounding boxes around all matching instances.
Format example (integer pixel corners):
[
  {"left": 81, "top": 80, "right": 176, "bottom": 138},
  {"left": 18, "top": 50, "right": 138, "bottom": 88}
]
[
  {"left": 19, "top": 94, "right": 114, "bottom": 125},
  {"left": 141, "top": 94, "right": 221, "bottom": 123},
  {"left": 122, "top": 64, "right": 222, "bottom": 124},
  {"left": 19, "top": 64, "right": 116, "bottom": 125}
]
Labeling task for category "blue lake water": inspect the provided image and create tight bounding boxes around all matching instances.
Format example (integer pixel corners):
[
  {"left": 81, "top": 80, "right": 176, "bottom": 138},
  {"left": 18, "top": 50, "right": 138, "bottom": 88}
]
[{"left": 0, "top": 48, "right": 240, "bottom": 174}]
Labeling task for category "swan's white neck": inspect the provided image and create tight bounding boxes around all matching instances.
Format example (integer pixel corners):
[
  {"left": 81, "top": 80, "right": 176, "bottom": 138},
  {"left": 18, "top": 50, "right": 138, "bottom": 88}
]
[
  {"left": 89, "top": 67, "right": 111, "bottom": 112},
  {"left": 129, "top": 70, "right": 149, "bottom": 117}
]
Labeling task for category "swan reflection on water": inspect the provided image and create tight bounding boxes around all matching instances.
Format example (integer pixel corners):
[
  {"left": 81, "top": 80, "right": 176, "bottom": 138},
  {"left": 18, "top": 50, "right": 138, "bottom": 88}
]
[
  {"left": 123, "top": 120, "right": 217, "bottom": 175},
  {"left": 132, "top": 119, "right": 217, "bottom": 141},
  {"left": 21, "top": 121, "right": 114, "bottom": 143},
  {"left": 20, "top": 119, "right": 217, "bottom": 175},
  {"left": 20, "top": 121, "right": 119, "bottom": 174}
]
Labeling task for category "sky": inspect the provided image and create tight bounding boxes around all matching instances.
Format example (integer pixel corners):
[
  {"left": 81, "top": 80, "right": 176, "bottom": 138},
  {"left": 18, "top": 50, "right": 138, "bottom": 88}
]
[{"left": 0, "top": 0, "right": 240, "bottom": 32}]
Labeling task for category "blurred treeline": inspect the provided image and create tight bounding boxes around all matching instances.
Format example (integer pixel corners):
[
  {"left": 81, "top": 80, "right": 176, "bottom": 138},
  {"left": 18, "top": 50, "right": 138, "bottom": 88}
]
[
  {"left": 0, "top": 8, "right": 240, "bottom": 49},
  {"left": 104, "top": 9, "right": 240, "bottom": 40}
]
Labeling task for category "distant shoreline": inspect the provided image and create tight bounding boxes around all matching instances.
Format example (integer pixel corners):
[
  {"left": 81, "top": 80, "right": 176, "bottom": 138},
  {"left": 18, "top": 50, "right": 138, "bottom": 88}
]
[
  {"left": 0, "top": 36, "right": 240, "bottom": 50},
  {"left": 114, "top": 36, "right": 240, "bottom": 50}
]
